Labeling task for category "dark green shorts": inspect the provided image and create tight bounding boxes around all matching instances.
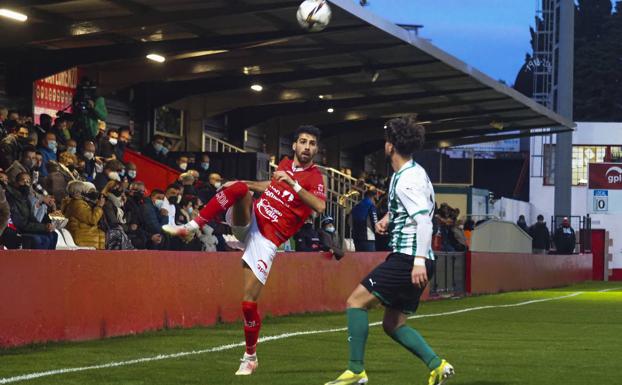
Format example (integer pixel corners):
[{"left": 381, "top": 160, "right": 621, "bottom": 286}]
[{"left": 361, "top": 252, "right": 435, "bottom": 314}]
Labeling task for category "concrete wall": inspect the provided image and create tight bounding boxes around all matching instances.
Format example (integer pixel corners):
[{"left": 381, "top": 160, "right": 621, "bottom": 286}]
[{"left": 470, "top": 220, "right": 532, "bottom": 254}]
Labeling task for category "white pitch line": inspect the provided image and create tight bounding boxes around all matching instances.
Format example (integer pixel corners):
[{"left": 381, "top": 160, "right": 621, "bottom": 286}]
[
  {"left": 0, "top": 291, "right": 584, "bottom": 384},
  {"left": 598, "top": 287, "right": 621, "bottom": 292}
]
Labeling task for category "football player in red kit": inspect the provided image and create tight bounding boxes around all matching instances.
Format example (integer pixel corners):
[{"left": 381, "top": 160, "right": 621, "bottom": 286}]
[{"left": 163, "top": 125, "right": 326, "bottom": 375}]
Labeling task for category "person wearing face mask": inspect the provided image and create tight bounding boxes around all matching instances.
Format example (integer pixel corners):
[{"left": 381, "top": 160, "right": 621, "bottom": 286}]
[
  {"left": 80, "top": 141, "right": 98, "bottom": 182},
  {"left": 179, "top": 172, "right": 198, "bottom": 197},
  {"left": 142, "top": 135, "right": 165, "bottom": 161},
  {"left": 198, "top": 154, "right": 211, "bottom": 181},
  {"left": 126, "top": 162, "right": 138, "bottom": 182},
  {"left": 140, "top": 189, "right": 168, "bottom": 249},
  {"left": 162, "top": 184, "right": 180, "bottom": 226},
  {"left": 61, "top": 180, "right": 106, "bottom": 249},
  {"left": 114, "top": 127, "right": 132, "bottom": 161},
  {"left": 97, "top": 128, "right": 119, "bottom": 161},
  {"left": 318, "top": 216, "right": 345, "bottom": 260},
  {"left": 0, "top": 124, "right": 30, "bottom": 170},
  {"left": 65, "top": 139, "right": 78, "bottom": 156},
  {"left": 198, "top": 172, "right": 222, "bottom": 204},
  {"left": 5, "top": 145, "right": 37, "bottom": 184},
  {"left": 175, "top": 195, "right": 202, "bottom": 251},
  {"left": 294, "top": 217, "right": 322, "bottom": 252},
  {"left": 174, "top": 155, "right": 189, "bottom": 173},
  {"left": 101, "top": 181, "right": 133, "bottom": 250},
  {"left": 37, "top": 132, "right": 58, "bottom": 177},
  {"left": 94, "top": 159, "right": 123, "bottom": 190},
  {"left": 123, "top": 181, "right": 147, "bottom": 249},
  {"left": 5, "top": 172, "right": 57, "bottom": 249}
]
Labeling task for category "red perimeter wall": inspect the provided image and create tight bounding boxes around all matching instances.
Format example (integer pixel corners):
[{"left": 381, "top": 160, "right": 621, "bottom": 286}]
[
  {"left": 467, "top": 252, "right": 592, "bottom": 295},
  {"left": 0, "top": 250, "right": 592, "bottom": 348}
]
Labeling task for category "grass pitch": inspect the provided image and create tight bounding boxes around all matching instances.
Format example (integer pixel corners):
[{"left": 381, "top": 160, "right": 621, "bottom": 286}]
[{"left": 1, "top": 281, "right": 620, "bottom": 385}]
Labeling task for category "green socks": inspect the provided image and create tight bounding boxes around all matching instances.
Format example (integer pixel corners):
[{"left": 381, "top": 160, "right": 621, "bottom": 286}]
[
  {"left": 390, "top": 325, "right": 442, "bottom": 370},
  {"left": 347, "top": 308, "right": 369, "bottom": 374}
]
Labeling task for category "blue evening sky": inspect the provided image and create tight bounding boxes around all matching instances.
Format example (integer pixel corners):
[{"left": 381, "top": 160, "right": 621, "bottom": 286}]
[{"left": 364, "top": 0, "right": 535, "bottom": 84}]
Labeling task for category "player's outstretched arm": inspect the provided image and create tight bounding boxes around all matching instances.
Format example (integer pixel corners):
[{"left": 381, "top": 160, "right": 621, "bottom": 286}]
[{"left": 273, "top": 171, "right": 326, "bottom": 213}]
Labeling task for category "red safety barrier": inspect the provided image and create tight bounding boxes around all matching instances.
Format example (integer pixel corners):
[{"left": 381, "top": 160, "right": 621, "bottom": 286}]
[
  {"left": 123, "top": 149, "right": 180, "bottom": 193},
  {"left": 611, "top": 269, "right": 622, "bottom": 281},
  {"left": 468, "top": 252, "right": 592, "bottom": 294},
  {"left": 0, "top": 251, "right": 392, "bottom": 348}
]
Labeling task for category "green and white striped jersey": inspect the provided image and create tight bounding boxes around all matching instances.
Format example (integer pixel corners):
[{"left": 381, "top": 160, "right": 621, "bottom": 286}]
[{"left": 387, "top": 160, "right": 435, "bottom": 260}]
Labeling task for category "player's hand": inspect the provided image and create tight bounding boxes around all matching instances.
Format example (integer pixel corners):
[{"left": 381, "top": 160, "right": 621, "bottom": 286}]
[
  {"left": 273, "top": 171, "right": 295, "bottom": 187},
  {"left": 411, "top": 265, "right": 428, "bottom": 288},
  {"left": 375, "top": 215, "right": 389, "bottom": 234}
]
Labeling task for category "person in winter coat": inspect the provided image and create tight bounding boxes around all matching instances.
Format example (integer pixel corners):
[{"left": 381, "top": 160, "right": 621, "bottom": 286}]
[
  {"left": 61, "top": 180, "right": 105, "bottom": 249},
  {"left": 553, "top": 217, "right": 576, "bottom": 254},
  {"left": 529, "top": 214, "right": 550, "bottom": 254}
]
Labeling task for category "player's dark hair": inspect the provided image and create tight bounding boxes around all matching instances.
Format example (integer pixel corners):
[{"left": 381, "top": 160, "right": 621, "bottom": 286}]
[
  {"left": 293, "top": 125, "right": 321, "bottom": 143},
  {"left": 384, "top": 115, "right": 425, "bottom": 156}
]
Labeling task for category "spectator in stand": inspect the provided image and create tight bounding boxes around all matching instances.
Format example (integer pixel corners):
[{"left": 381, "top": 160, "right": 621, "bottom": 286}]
[
  {"left": 37, "top": 131, "right": 58, "bottom": 177},
  {"left": 449, "top": 211, "right": 468, "bottom": 252},
  {"left": 141, "top": 189, "right": 168, "bottom": 249},
  {"left": 97, "top": 128, "right": 119, "bottom": 161},
  {"left": 142, "top": 134, "right": 165, "bottom": 160},
  {"left": 198, "top": 172, "right": 221, "bottom": 204},
  {"left": 554, "top": 217, "right": 576, "bottom": 254},
  {"left": 126, "top": 162, "right": 137, "bottom": 183},
  {"left": 174, "top": 154, "right": 189, "bottom": 173},
  {"left": 66, "top": 139, "right": 78, "bottom": 156},
  {"left": 179, "top": 172, "right": 198, "bottom": 197},
  {"left": 529, "top": 214, "right": 551, "bottom": 254},
  {"left": 124, "top": 181, "right": 147, "bottom": 249},
  {"left": 72, "top": 77, "right": 108, "bottom": 143},
  {"left": 318, "top": 216, "right": 344, "bottom": 260},
  {"left": 516, "top": 215, "right": 529, "bottom": 233},
  {"left": 187, "top": 154, "right": 197, "bottom": 170},
  {"left": 6, "top": 145, "right": 36, "bottom": 184},
  {"left": 294, "top": 217, "right": 322, "bottom": 252},
  {"left": 36, "top": 114, "right": 53, "bottom": 145},
  {"left": 80, "top": 141, "right": 99, "bottom": 181},
  {"left": 351, "top": 189, "right": 379, "bottom": 252},
  {"left": 94, "top": 159, "right": 124, "bottom": 190},
  {"left": 176, "top": 195, "right": 202, "bottom": 251},
  {"left": 198, "top": 153, "right": 211, "bottom": 181},
  {"left": 62, "top": 181, "right": 105, "bottom": 249},
  {"left": 163, "top": 184, "right": 181, "bottom": 225},
  {"left": 115, "top": 127, "right": 132, "bottom": 161},
  {"left": 101, "top": 180, "right": 132, "bottom": 250},
  {"left": 5, "top": 171, "right": 57, "bottom": 249},
  {"left": 0, "top": 124, "right": 30, "bottom": 170},
  {"left": 43, "top": 162, "right": 69, "bottom": 204},
  {"left": 50, "top": 117, "right": 72, "bottom": 148}
]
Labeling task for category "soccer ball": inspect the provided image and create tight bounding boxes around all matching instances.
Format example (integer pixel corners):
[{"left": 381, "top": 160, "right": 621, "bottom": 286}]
[{"left": 296, "top": 0, "right": 332, "bottom": 32}]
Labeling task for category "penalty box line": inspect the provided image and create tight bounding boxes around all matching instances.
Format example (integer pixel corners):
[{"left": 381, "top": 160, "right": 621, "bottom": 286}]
[{"left": 0, "top": 291, "right": 584, "bottom": 384}]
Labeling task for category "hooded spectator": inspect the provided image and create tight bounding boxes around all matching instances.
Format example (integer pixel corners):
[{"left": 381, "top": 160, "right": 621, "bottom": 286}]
[
  {"left": 61, "top": 180, "right": 105, "bottom": 249},
  {"left": 517, "top": 215, "right": 529, "bottom": 233}
]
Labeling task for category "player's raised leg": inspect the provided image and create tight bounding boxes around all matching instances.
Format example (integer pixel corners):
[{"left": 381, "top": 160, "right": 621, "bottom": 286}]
[
  {"left": 382, "top": 308, "right": 454, "bottom": 385},
  {"left": 324, "top": 284, "right": 378, "bottom": 385},
  {"left": 163, "top": 180, "right": 251, "bottom": 239}
]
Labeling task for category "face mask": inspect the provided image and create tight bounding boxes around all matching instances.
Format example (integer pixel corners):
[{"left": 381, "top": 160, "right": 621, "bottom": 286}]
[
  {"left": 213, "top": 182, "right": 222, "bottom": 189},
  {"left": 128, "top": 170, "right": 137, "bottom": 179},
  {"left": 67, "top": 147, "right": 77, "bottom": 155},
  {"left": 179, "top": 163, "right": 188, "bottom": 171},
  {"left": 167, "top": 195, "right": 179, "bottom": 205},
  {"left": 161, "top": 147, "right": 169, "bottom": 155},
  {"left": 18, "top": 185, "right": 30, "bottom": 195},
  {"left": 188, "top": 207, "right": 194, "bottom": 214},
  {"left": 119, "top": 169, "right": 125, "bottom": 177},
  {"left": 109, "top": 138, "right": 118, "bottom": 146},
  {"left": 155, "top": 199, "right": 164, "bottom": 209},
  {"left": 108, "top": 171, "right": 120, "bottom": 181},
  {"left": 47, "top": 141, "right": 57, "bottom": 152},
  {"left": 132, "top": 191, "right": 144, "bottom": 201},
  {"left": 154, "top": 143, "right": 163, "bottom": 152},
  {"left": 95, "top": 163, "right": 104, "bottom": 173},
  {"left": 83, "top": 151, "right": 94, "bottom": 160},
  {"left": 325, "top": 225, "right": 335, "bottom": 233},
  {"left": 201, "top": 162, "right": 210, "bottom": 170}
]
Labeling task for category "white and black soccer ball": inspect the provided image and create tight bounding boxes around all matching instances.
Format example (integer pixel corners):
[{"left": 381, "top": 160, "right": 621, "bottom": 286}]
[{"left": 296, "top": 0, "right": 332, "bottom": 32}]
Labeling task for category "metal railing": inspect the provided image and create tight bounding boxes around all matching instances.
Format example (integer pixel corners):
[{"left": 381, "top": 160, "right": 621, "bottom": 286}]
[{"left": 202, "top": 133, "right": 246, "bottom": 153}]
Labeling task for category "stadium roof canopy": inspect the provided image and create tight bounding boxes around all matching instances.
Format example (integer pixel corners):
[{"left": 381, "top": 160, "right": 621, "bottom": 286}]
[{"left": 1, "top": 0, "right": 573, "bottom": 150}]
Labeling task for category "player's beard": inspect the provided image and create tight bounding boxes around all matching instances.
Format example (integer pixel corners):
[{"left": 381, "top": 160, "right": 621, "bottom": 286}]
[{"left": 295, "top": 149, "right": 314, "bottom": 166}]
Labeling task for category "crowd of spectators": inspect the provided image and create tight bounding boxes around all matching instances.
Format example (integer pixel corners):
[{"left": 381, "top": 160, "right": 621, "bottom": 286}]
[{"left": 0, "top": 107, "right": 235, "bottom": 252}]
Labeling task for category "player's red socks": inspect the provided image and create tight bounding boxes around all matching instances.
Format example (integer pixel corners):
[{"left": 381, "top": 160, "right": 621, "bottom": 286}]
[
  {"left": 194, "top": 181, "right": 249, "bottom": 227},
  {"left": 242, "top": 301, "right": 261, "bottom": 355}
]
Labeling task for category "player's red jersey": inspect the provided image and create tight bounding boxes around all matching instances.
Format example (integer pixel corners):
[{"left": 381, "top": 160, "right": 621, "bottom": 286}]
[{"left": 253, "top": 157, "right": 326, "bottom": 246}]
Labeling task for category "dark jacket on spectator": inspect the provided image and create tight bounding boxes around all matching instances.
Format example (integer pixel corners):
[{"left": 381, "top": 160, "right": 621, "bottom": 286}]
[
  {"left": 529, "top": 222, "right": 551, "bottom": 250},
  {"left": 0, "top": 135, "right": 25, "bottom": 171},
  {"left": 140, "top": 199, "right": 168, "bottom": 236},
  {"left": 5, "top": 160, "right": 28, "bottom": 184},
  {"left": 294, "top": 223, "right": 322, "bottom": 252},
  {"left": 97, "top": 137, "right": 117, "bottom": 160},
  {"left": 351, "top": 197, "right": 378, "bottom": 241},
  {"left": 0, "top": 187, "right": 10, "bottom": 236},
  {"left": 94, "top": 172, "right": 111, "bottom": 191},
  {"left": 554, "top": 226, "right": 576, "bottom": 254},
  {"left": 5, "top": 185, "right": 50, "bottom": 234},
  {"left": 319, "top": 229, "right": 344, "bottom": 260},
  {"left": 37, "top": 145, "right": 56, "bottom": 177},
  {"left": 43, "top": 170, "right": 69, "bottom": 205},
  {"left": 141, "top": 143, "right": 161, "bottom": 161},
  {"left": 124, "top": 195, "right": 147, "bottom": 249}
]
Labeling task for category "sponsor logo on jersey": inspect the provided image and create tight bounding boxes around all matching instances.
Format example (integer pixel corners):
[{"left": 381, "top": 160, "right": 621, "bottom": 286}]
[
  {"left": 256, "top": 260, "right": 269, "bottom": 276},
  {"left": 256, "top": 198, "right": 282, "bottom": 223},
  {"left": 215, "top": 191, "right": 228, "bottom": 209}
]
